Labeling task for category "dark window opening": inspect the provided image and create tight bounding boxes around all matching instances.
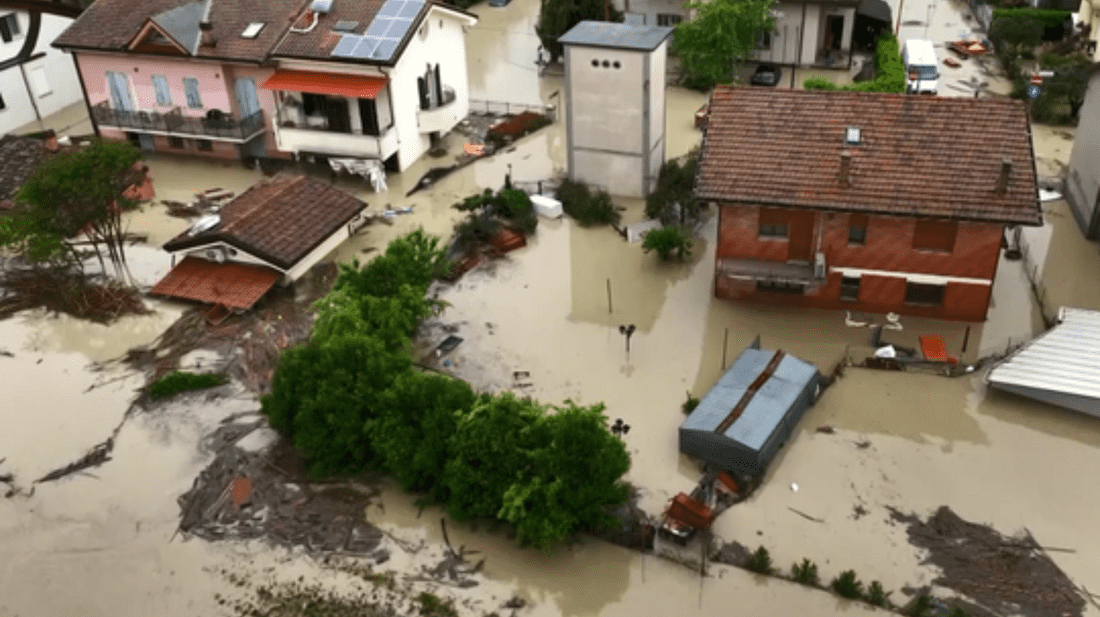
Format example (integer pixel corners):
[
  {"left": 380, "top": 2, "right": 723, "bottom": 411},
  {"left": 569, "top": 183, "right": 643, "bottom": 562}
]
[
  {"left": 0, "top": 14, "right": 20, "bottom": 43},
  {"left": 0, "top": 93, "right": 6, "bottom": 110},
  {"left": 613, "top": 61, "right": 621, "bottom": 68},
  {"left": 197, "top": 139, "right": 213, "bottom": 151},
  {"left": 125, "top": 132, "right": 141, "bottom": 148},
  {"left": 904, "top": 282, "right": 945, "bottom": 306},
  {"left": 358, "top": 98, "right": 380, "bottom": 136},
  {"left": 913, "top": 219, "right": 957, "bottom": 253},
  {"left": 759, "top": 223, "right": 788, "bottom": 239},
  {"left": 656, "top": 13, "right": 682, "bottom": 26},
  {"left": 757, "top": 29, "right": 771, "bottom": 50},
  {"left": 840, "top": 276, "right": 861, "bottom": 301},
  {"left": 602, "top": 60, "right": 610, "bottom": 67},
  {"left": 757, "top": 280, "right": 806, "bottom": 294},
  {"left": 169, "top": 136, "right": 185, "bottom": 149},
  {"left": 592, "top": 59, "right": 599, "bottom": 67},
  {"left": 417, "top": 76, "right": 429, "bottom": 110},
  {"left": 848, "top": 214, "right": 868, "bottom": 245}
]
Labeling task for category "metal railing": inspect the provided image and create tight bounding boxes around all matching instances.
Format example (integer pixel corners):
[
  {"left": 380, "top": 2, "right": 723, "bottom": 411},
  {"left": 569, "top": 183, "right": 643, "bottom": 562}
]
[
  {"left": 92, "top": 102, "right": 265, "bottom": 141},
  {"left": 469, "top": 98, "right": 554, "bottom": 116}
]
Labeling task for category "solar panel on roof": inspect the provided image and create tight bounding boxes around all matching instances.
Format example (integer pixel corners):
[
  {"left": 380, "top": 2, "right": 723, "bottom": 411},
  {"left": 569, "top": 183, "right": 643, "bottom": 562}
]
[
  {"left": 331, "top": 34, "right": 361, "bottom": 56},
  {"left": 373, "top": 38, "right": 400, "bottom": 59},
  {"left": 376, "top": 0, "right": 403, "bottom": 17},
  {"left": 365, "top": 17, "right": 390, "bottom": 37},
  {"left": 352, "top": 36, "right": 380, "bottom": 58},
  {"left": 398, "top": 0, "right": 422, "bottom": 19}
]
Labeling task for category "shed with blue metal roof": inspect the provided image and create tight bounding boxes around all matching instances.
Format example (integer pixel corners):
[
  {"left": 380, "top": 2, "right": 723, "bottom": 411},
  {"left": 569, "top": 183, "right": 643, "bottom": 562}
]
[{"left": 680, "top": 337, "right": 821, "bottom": 479}]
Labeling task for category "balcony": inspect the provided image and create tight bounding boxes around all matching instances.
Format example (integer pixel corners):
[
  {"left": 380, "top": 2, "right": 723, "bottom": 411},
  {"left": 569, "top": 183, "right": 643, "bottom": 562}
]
[
  {"left": 91, "top": 102, "right": 265, "bottom": 142},
  {"left": 417, "top": 86, "right": 460, "bottom": 134},
  {"left": 718, "top": 252, "right": 827, "bottom": 284},
  {"left": 275, "top": 123, "right": 399, "bottom": 160}
]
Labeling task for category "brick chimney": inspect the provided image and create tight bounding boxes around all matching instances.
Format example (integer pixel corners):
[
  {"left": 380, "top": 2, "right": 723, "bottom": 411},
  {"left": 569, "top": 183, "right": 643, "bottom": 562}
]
[
  {"left": 995, "top": 157, "right": 1012, "bottom": 194},
  {"left": 839, "top": 150, "right": 852, "bottom": 186},
  {"left": 199, "top": 0, "right": 216, "bottom": 47}
]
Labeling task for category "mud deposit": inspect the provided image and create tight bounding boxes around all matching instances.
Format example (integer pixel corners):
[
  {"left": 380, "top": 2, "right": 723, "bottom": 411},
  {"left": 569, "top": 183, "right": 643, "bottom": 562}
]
[{"left": 891, "top": 506, "right": 1086, "bottom": 617}]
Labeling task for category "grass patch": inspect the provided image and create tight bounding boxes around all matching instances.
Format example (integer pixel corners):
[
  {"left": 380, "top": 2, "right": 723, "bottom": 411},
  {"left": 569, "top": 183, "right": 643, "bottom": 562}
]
[
  {"left": 682, "top": 392, "right": 700, "bottom": 414},
  {"left": 148, "top": 371, "right": 228, "bottom": 400}
]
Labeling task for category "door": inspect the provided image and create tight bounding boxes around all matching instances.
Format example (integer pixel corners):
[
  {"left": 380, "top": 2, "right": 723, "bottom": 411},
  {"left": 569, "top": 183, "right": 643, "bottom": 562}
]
[
  {"left": 433, "top": 64, "right": 442, "bottom": 106},
  {"left": 826, "top": 15, "right": 844, "bottom": 51},
  {"left": 787, "top": 214, "right": 815, "bottom": 262},
  {"left": 234, "top": 77, "right": 260, "bottom": 119},
  {"left": 137, "top": 133, "right": 155, "bottom": 151},
  {"left": 325, "top": 97, "right": 350, "bottom": 133},
  {"left": 358, "top": 98, "right": 380, "bottom": 136},
  {"left": 107, "top": 71, "right": 133, "bottom": 111}
]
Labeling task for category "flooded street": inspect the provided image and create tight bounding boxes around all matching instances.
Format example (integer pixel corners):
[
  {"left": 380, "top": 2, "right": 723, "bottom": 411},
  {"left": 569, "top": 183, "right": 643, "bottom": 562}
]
[{"left": 3, "top": 0, "right": 1100, "bottom": 614}]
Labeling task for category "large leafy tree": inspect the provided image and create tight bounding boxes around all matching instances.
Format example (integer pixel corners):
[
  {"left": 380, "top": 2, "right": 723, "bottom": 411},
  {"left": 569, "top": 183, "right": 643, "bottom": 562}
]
[
  {"left": 1038, "top": 52, "right": 1098, "bottom": 119},
  {"left": 13, "top": 138, "right": 144, "bottom": 283},
  {"left": 499, "top": 401, "right": 631, "bottom": 550},
  {"left": 537, "top": 0, "right": 623, "bottom": 64},
  {"left": 672, "top": 0, "right": 776, "bottom": 91},
  {"left": 333, "top": 228, "right": 447, "bottom": 300},
  {"left": 442, "top": 393, "right": 547, "bottom": 522},
  {"left": 645, "top": 148, "right": 702, "bottom": 227}
]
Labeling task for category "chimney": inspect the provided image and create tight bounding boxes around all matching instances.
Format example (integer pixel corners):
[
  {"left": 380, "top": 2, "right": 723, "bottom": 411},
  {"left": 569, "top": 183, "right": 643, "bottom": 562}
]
[
  {"left": 43, "top": 130, "right": 59, "bottom": 152},
  {"left": 199, "top": 0, "right": 216, "bottom": 47},
  {"left": 995, "top": 157, "right": 1012, "bottom": 194},
  {"left": 839, "top": 150, "right": 852, "bottom": 186}
]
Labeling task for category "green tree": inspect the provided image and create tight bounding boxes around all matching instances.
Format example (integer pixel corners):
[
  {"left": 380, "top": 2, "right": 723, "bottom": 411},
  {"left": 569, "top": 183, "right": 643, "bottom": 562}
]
[
  {"left": 536, "top": 0, "right": 623, "bottom": 64},
  {"left": 1039, "top": 52, "right": 1097, "bottom": 120},
  {"left": 498, "top": 401, "right": 631, "bottom": 550},
  {"left": 672, "top": 0, "right": 776, "bottom": 90},
  {"left": 645, "top": 149, "right": 702, "bottom": 227},
  {"left": 990, "top": 15, "right": 1043, "bottom": 58},
  {"left": 642, "top": 226, "right": 693, "bottom": 261},
  {"left": 333, "top": 228, "right": 449, "bottom": 300},
  {"left": 441, "top": 393, "right": 547, "bottom": 522},
  {"left": 372, "top": 370, "right": 477, "bottom": 496},
  {"left": 9, "top": 138, "right": 144, "bottom": 282}
]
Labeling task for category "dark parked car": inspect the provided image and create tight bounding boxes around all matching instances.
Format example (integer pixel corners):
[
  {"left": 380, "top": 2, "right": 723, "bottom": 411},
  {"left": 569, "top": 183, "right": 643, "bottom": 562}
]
[{"left": 750, "top": 63, "right": 783, "bottom": 87}]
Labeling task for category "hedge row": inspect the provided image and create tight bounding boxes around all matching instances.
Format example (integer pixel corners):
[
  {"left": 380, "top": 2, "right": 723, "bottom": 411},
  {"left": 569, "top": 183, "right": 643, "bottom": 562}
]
[
  {"left": 991, "top": 7, "right": 1072, "bottom": 29},
  {"left": 804, "top": 34, "right": 904, "bottom": 93}
]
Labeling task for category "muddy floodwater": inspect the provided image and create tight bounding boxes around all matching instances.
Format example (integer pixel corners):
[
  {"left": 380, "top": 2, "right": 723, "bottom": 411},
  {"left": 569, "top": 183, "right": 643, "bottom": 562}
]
[{"left": 4, "top": 0, "right": 1100, "bottom": 614}]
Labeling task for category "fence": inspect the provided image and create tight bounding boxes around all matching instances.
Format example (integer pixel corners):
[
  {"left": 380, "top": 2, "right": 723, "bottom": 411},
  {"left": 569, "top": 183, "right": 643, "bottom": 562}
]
[{"left": 468, "top": 99, "right": 555, "bottom": 116}]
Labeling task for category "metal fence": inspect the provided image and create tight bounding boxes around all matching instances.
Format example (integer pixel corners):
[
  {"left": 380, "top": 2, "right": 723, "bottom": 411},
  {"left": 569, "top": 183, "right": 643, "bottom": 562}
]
[
  {"left": 468, "top": 99, "right": 555, "bottom": 116},
  {"left": 91, "top": 102, "right": 265, "bottom": 141}
]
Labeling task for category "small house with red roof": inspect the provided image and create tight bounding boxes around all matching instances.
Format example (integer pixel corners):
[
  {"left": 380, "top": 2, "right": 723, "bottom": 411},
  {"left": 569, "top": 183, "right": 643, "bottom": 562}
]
[
  {"left": 695, "top": 87, "right": 1044, "bottom": 323},
  {"left": 150, "top": 173, "right": 367, "bottom": 314}
]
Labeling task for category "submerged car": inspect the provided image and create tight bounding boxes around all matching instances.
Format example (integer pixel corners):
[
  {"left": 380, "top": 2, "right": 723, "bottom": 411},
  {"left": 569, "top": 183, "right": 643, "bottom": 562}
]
[{"left": 751, "top": 63, "right": 783, "bottom": 87}]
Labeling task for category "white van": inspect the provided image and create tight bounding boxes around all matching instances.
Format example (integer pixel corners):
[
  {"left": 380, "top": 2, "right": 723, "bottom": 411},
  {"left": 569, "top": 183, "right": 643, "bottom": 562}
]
[{"left": 902, "top": 39, "right": 939, "bottom": 95}]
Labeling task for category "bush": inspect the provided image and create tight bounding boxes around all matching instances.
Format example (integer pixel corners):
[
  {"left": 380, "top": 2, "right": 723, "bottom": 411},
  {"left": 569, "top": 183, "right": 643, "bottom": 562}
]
[
  {"left": 907, "top": 594, "right": 934, "bottom": 616},
  {"left": 645, "top": 150, "right": 701, "bottom": 227},
  {"left": 147, "top": 371, "right": 227, "bottom": 400},
  {"left": 556, "top": 180, "right": 619, "bottom": 227},
  {"left": 831, "top": 569, "right": 864, "bottom": 599},
  {"left": 791, "top": 558, "right": 819, "bottom": 585},
  {"left": 865, "top": 581, "right": 892, "bottom": 606},
  {"left": 682, "top": 392, "right": 700, "bottom": 414},
  {"left": 992, "top": 7, "right": 1071, "bottom": 30},
  {"left": 495, "top": 188, "right": 538, "bottom": 234},
  {"left": 803, "top": 34, "right": 903, "bottom": 93},
  {"left": 803, "top": 76, "right": 841, "bottom": 90},
  {"left": 418, "top": 592, "right": 458, "bottom": 617},
  {"left": 642, "top": 226, "right": 693, "bottom": 261},
  {"left": 453, "top": 211, "right": 502, "bottom": 254},
  {"left": 746, "top": 546, "right": 773, "bottom": 574},
  {"left": 947, "top": 607, "right": 971, "bottom": 617}
]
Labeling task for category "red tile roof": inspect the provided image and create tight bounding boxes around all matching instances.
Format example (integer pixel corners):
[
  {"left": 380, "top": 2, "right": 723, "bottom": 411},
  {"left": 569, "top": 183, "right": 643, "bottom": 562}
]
[
  {"left": 163, "top": 173, "right": 367, "bottom": 270},
  {"left": 0, "top": 134, "right": 52, "bottom": 207},
  {"left": 150, "top": 256, "right": 280, "bottom": 309},
  {"left": 695, "top": 87, "right": 1043, "bottom": 226},
  {"left": 53, "top": 0, "right": 310, "bottom": 63}
]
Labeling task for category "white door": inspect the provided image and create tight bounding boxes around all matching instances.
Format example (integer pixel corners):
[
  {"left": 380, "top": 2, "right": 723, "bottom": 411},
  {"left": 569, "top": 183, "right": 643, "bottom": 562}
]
[{"left": 107, "top": 71, "right": 133, "bottom": 111}]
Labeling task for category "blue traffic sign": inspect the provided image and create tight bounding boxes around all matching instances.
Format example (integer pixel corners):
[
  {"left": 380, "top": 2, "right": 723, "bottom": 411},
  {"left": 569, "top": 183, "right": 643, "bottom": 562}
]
[{"left": 1027, "top": 84, "right": 1042, "bottom": 99}]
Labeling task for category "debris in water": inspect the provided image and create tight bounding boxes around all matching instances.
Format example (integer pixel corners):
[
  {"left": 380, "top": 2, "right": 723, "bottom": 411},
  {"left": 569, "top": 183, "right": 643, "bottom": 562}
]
[
  {"left": 35, "top": 438, "right": 114, "bottom": 484},
  {"left": 790, "top": 483, "right": 799, "bottom": 492},
  {"left": 0, "top": 349, "right": 12, "bottom": 357},
  {"left": 816, "top": 426, "right": 836, "bottom": 434},
  {"left": 436, "top": 335, "right": 463, "bottom": 355},
  {"left": 852, "top": 504, "right": 869, "bottom": 520},
  {"left": 855, "top": 440, "right": 872, "bottom": 449},
  {"left": 788, "top": 507, "right": 823, "bottom": 523}
]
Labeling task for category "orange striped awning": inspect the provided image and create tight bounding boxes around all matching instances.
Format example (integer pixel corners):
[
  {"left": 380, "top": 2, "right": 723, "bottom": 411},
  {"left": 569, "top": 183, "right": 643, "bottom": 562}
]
[
  {"left": 150, "top": 257, "right": 280, "bottom": 310},
  {"left": 260, "top": 70, "right": 389, "bottom": 99}
]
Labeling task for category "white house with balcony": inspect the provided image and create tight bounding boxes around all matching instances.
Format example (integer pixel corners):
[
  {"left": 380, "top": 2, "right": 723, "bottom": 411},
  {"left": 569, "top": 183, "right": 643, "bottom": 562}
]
[
  {"left": 262, "top": 0, "right": 477, "bottom": 172},
  {"left": 0, "top": 11, "right": 84, "bottom": 135}
]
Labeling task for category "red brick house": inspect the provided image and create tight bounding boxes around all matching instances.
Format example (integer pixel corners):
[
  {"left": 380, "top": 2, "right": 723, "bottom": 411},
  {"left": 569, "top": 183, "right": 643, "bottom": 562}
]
[{"left": 695, "top": 87, "right": 1044, "bottom": 322}]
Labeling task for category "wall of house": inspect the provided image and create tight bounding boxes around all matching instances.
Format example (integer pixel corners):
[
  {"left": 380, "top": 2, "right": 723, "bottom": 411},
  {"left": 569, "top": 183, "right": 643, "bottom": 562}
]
[
  {"left": 0, "top": 12, "right": 84, "bottom": 134},
  {"left": 1065, "top": 71, "right": 1100, "bottom": 239},
  {"left": 222, "top": 64, "right": 282, "bottom": 159},
  {"left": 816, "top": 6, "right": 855, "bottom": 54},
  {"left": 614, "top": 0, "right": 691, "bottom": 26},
  {"left": 715, "top": 203, "right": 1004, "bottom": 321},
  {"left": 284, "top": 212, "right": 370, "bottom": 281},
  {"left": 388, "top": 6, "right": 474, "bottom": 171},
  {"left": 754, "top": 2, "right": 806, "bottom": 66},
  {"left": 1078, "top": 0, "right": 1100, "bottom": 62},
  {"left": 648, "top": 39, "right": 667, "bottom": 194},
  {"left": 75, "top": 52, "right": 233, "bottom": 117}
]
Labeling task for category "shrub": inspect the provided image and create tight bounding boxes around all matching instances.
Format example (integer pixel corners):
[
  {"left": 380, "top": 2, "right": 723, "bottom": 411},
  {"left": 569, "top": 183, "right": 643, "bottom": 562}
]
[
  {"left": 946, "top": 607, "right": 971, "bottom": 617},
  {"left": 791, "top": 558, "right": 819, "bottom": 585},
  {"left": 746, "top": 546, "right": 773, "bottom": 574},
  {"left": 418, "top": 592, "right": 458, "bottom": 617},
  {"left": 148, "top": 371, "right": 228, "bottom": 400},
  {"left": 682, "top": 392, "right": 700, "bottom": 414},
  {"left": 453, "top": 211, "right": 501, "bottom": 254},
  {"left": 992, "top": 7, "right": 1072, "bottom": 30},
  {"left": 643, "top": 226, "right": 693, "bottom": 261},
  {"left": 907, "top": 594, "right": 934, "bottom": 617},
  {"left": 831, "top": 569, "right": 864, "bottom": 599},
  {"left": 556, "top": 180, "right": 619, "bottom": 227},
  {"left": 803, "top": 34, "right": 903, "bottom": 93},
  {"left": 495, "top": 188, "right": 538, "bottom": 234},
  {"left": 803, "top": 76, "right": 841, "bottom": 90},
  {"left": 645, "top": 150, "right": 702, "bottom": 227},
  {"left": 865, "top": 581, "right": 891, "bottom": 606}
]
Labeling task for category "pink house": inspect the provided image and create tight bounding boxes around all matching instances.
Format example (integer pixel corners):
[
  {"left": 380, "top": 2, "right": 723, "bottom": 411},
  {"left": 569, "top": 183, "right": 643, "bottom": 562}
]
[{"left": 52, "top": 0, "right": 306, "bottom": 162}]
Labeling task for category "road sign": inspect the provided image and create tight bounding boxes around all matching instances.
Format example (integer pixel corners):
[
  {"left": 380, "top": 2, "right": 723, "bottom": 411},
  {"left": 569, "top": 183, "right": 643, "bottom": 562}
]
[
  {"left": 1027, "top": 84, "right": 1042, "bottom": 99},
  {"left": 1031, "top": 74, "right": 1043, "bottom": 85}
]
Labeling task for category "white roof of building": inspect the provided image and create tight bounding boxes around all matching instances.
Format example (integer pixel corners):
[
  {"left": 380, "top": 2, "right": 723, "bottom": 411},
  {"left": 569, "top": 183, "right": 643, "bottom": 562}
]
[{"left": 987, "top": 307, "right": 1100, "bottom": 416}]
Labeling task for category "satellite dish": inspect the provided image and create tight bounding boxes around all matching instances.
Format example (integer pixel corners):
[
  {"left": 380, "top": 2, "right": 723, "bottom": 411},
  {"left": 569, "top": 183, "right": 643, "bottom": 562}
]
[{"left": 188, "top": 214, "right": 221, "bottom": 236}]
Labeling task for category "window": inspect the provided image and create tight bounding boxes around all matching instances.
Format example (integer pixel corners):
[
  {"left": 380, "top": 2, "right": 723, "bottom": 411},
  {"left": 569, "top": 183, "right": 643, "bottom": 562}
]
[
  {"left": 0, "top": 93, "right": 5, "bottom": 110},
  {"left": 840, "top": 276, "right": 861, "bottom": 301},
  {"left": 848, "top": 214, "right": 868, "bottom": 245},
  {"left": 757, "top": 29, "right": 771, "bottom": 50},
  {"left": 30, "top": 67, "right": 50, "bottom": 97},
  {"left": 912, "top": 219, "right": 957, "bottom": 252},
  {"left": 240, "top": 22, "right": 265, "bottom": 38},
  {"left": 591, "top": 59, "right": 599, "bottom": 67},
  {"left": 759, "top": 223, "right": 788, "bottom": 239},
  {"left": 153, "top": 75, "right": 171, "bottom": 106},
  {"left": 656, "top": 13, "right": 682, "bottom": 26},
  {"left": 169, "top": 136, "right": 185, "bottom": 149},
  {"left": 904, "top": 282, "right": 945, "bottom": 306},
  {"left": 0, "top": 14, "right": 21, "bottom": 44},
  {"left": 183, "top": 77, "right": 203, "bottom": 109},
  {"left": 197, "top": 139, "right": 213, "bottom": 151},
  {"left": 613, "top": 61, "right": 620, "bottom": 69},
  {"left": 757, "top": 280, "right": 805, "bottom": 294}
]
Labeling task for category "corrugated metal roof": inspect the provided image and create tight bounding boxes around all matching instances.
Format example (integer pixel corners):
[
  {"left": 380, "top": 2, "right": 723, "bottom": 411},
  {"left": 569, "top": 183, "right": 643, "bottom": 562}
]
[
  {"left": 682, "top": 348, "right": 817, "bottom": 450},
  {"left": 557, "top": 21, "right": 673, "bottom": 51},
  {"left": 987, "top": 307, "right": 1100, "bottom": 406},
  {"left": 151, "top": 1, "right": 205, "bottom": 54}
]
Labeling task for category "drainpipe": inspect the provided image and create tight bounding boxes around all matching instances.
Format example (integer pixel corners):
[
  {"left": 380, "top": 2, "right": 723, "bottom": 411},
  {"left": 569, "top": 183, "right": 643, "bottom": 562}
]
[
  {"left": 379, "top": 66, "right": 400, "bottom": 161},
  {"left": 70, "top": 52, "right": 100, "bottom": 138},
  {"left": 18, "top": 63, "right": 42, "bottom": 124}
]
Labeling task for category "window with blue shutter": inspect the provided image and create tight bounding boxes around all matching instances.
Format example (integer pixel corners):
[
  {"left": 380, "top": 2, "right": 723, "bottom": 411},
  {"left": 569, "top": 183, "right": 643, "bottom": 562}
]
[
  {"left": 183, "top": 77, "right": 202, "bottom": 109},
  {"left": 153, "top": 75, "right": 171, "bottom": 106}
]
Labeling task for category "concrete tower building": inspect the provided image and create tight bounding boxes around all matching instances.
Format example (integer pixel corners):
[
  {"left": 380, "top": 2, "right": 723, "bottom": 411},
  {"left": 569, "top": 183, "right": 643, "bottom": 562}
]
[{"left": 558, "top": 21, "right": 672, "bottom": 198}]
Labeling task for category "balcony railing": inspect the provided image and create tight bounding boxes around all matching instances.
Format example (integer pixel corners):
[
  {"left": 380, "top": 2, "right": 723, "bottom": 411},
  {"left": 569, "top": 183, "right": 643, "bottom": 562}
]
[
  {"left": 718, "top": 253, "right": 827, "bottom": 284},
  {"left": 91, "top": 102, "right": 265, "bottom": 142},
  {"left": 418, "top": 86, "right": 460, "bottom": 134}
]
